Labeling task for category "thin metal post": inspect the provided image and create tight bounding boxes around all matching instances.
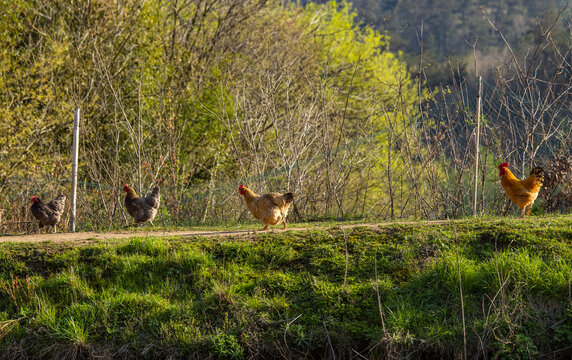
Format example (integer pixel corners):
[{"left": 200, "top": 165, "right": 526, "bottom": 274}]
[
  {"left": 473, "top": 76, "right": 482, "bottom": 216},
  {"left": 69, "top": 108, "right": 80, "bottom": 232}
]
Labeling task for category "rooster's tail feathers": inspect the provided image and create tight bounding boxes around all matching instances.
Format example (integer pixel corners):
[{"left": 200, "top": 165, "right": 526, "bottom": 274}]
[
  {"left": 283, "top": 192, "right": 294, "bottom": 204},
  {"left": 530, "top": 167, "right": 545, "bottom": 182},
  {"left": 47, "top": 195, "right": 66, "bottom": 213}
]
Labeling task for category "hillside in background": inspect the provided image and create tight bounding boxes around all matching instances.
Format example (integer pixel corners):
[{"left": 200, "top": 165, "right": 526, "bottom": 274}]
[{"left": 348, "top": 0, "right": 569, "bottom": 83}]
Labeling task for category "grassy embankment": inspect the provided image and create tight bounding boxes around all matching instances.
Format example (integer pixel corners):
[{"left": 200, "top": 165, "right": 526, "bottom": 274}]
[{"left": 0, "top": 216, "right": 570, "bottom": 359}]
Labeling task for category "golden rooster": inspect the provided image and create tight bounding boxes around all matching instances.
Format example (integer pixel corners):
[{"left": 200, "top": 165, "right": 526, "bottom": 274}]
[
  {"left": 498, "top": 162, "right": 544, "bottom": 218},
  {"left": 238, "top": 184, "right": 294, "bottom": 231}
]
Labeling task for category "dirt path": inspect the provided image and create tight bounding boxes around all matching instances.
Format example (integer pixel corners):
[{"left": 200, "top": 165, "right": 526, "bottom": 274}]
[{"left": 0, "top": 220, "right": 454, "bottom": 245}]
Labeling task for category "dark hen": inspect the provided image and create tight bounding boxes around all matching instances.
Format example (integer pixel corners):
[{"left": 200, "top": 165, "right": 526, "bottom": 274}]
[
  {"left": 30, "top": 195, "right": 66, "bottom": 233},
  {"left": 123, "top": 184, "right": 160, "bottom": 225}
]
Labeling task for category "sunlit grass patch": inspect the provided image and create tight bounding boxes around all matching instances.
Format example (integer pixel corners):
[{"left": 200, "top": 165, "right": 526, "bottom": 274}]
[{"left": 0, "top": 216, "right": 569, "bottom": 358}]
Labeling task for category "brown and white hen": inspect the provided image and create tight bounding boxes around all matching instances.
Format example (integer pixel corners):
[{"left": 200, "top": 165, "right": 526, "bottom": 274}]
[
  {"left": 238, "top": 184, "right": 294, "bottom": 231},
  {"left": 30, "top": 194, "right": 66, "bottom": 233},
  {"left": 123, "top": 184, "right": 160, "bottom": 226}
]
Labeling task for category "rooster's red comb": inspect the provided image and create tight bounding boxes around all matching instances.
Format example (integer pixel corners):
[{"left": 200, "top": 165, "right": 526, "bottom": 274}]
[
  {"left": 239, "top": 184, "right": 245, "bottom": 189},
  {"left": 498, "top": 162, "right": 509, "bottom": 169}
]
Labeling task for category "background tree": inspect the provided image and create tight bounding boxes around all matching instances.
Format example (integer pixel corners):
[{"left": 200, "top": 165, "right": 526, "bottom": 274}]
[{"left": 0, "top": 0, "right": 569, "bottom": 232}]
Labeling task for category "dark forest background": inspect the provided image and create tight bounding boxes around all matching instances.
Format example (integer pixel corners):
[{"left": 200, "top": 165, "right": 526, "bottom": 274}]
[{"left": 340, "top": 0, "right": 570, "bottom": 84}]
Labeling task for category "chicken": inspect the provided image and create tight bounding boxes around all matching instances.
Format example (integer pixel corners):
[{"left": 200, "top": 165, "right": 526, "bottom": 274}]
[
  {"left": 123, "top": 184, "right": 160, "bottom": 226},
  {"left": 238, "top": 184, "right": 294, "bottom": 231},
  {"left": 499, "top": 162, "right": 544, "bottom": 218},
  {"left": 30, "top": 194, "right": 66, "bottom": 233}
]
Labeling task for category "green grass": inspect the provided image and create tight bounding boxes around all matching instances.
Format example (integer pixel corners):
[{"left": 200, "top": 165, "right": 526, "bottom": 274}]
[
  {"left": 84, "top": 213, "right": 572, "bottom": 234},
  {"left": 0, "top": 216, "right": 570, "bottom": 359},
  {"left": 87, "top": 216, "right": 378, "bottom": 233}
]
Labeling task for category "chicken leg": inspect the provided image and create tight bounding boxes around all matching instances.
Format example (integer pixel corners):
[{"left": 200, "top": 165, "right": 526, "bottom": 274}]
[{"left": 525, "top": 202, "right": 535, "bottom": 216}]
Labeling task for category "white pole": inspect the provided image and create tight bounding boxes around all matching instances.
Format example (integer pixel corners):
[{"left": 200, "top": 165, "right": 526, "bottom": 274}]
[
  {"left": 69, "top": 108, "right": 80, "bottom": 232},
  {"left": 473, "top": 76, "right": 482, "bottom": 216}
]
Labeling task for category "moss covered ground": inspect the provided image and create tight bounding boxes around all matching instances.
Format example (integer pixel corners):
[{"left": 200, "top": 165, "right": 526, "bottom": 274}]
[{"left": 0, "top": 216, "right": 570, "bottom": 359}]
